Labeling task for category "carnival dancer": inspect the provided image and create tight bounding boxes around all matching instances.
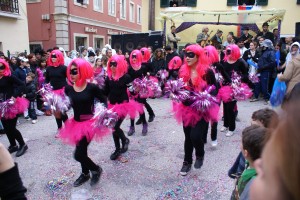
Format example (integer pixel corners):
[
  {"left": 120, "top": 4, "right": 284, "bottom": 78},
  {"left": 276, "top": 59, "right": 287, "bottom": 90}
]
[
  {"left": 104, "top": 55, "right": 143, "bottom": 160},
  {"left": 59, "top": 58, "right": 107, "bottom": 187},
  {"left": 127, "top": 50, "right": 150, "bottom": 136},
  {"left": 203, "top": 45, "right": 231, "bottom": 147},
  {"left": 135, "top": 47, "right": 156, "bottom": 124},
  {"left": 169, "top": 45, "right": 219, "bottom": 176},
  {"left": 219, "top": 44, "right": 251, "bottom": 137},
  {"left": 168, "top": 56, "right": 182, "bottom": 80},
  {"left": 45, "top": 50, "right": 68, "bottom": 136},
  {"left": 0, "top": 59, "right": 28, "bottom": 157}
]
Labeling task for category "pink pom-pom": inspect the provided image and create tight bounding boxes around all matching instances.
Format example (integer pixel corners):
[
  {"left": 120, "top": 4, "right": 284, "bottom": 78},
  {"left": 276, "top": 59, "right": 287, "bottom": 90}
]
[
  {"left": 132, "top": 77, "right": 160, "bottom": 98},
  {"left": 0, "top": 97, "right": 29, "bottom": 119},
  {"left": 249, "top": 73, "right": 260, "bottom": 83},
  {"left": 164, "top": 79, "right": 190, "bottom": 102},
  {"left": 94, "top": 74, "right": 105, "bottom": 89},
  {"left": 39, "top": 84, "right": 70, "bottom": 113},
  {"left": 93, "top": 103, "right": 118, "bottom": 128},
  {"left": 232, "top": 83, "right": 253, "bottom": 101}
]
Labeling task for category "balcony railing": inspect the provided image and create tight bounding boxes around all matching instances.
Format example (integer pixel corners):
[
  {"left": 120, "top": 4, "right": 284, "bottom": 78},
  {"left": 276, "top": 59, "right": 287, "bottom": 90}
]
[{"left": 0, "top": 0, "right": 19, "bottom": 14}]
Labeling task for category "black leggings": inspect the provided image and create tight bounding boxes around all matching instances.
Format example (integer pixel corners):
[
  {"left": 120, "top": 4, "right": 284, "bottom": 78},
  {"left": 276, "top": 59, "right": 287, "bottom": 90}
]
[
  {"left": 202, "top": 121, "right": 218, "bottom": 143},
  {"left": 223, "top": 101, "right": 236, "bottom": 132},
  {"left": 2, "top": 117, "right": 25, "bottom": 147},
  {"left": 112, "top": 118, "right": 127, "bottom": 150},
  {"left": 74, "top": 137, "right": 98, "bottom": 174},
  {"left": 144, "top": 101, "right": 154, "bottom": 116},
  {"left": 183, "top": 119, "right": 208, "bottom": 164},
  {"left": 55, "top": 113, "right": 68, "bottom": 129}
]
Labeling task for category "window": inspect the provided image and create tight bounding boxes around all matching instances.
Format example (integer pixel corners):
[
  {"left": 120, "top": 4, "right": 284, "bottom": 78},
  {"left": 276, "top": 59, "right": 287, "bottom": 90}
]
[
  {"left": 74, "top": 0, "right": 89, "bottom": 7},
  {"left": 108, "top": 0, "right": 116, "bottom": 16},
  {"left": 94, "top": 37, "right": 104, "bottom": 50},
  {"left": 137, "top": 5, "right": 141, "bottom": 24},
  {"left": 0, "top": 0, "right": 19, "bottom": 14},
  {"left": 160, "top": 0, "right": 197, "bottom": 7},
  {"left": 227, "top": 0, "right": 267, "bottom": 6},
  {"left": 120, "top": 0, "right": 126, "bottom": 19},
  {"left": 75, "top": 36, "right": 88, "bottom": 52},
  {"left": 93, "top": 0, "right": 103, "bottom": 11},
  {"left": 129, "top": 2, "right": 134, "bottom": 22}
]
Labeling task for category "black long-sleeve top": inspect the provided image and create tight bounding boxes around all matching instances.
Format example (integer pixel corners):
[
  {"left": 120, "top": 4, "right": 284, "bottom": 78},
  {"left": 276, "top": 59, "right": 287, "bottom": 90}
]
[
  {"left": 104, "top": 74, "right": 132, "bottom": 104},
  {"left": 45, "top": 65, "right": 67, "bottom": 90},
  {"left": 223, "top": 58, "right": 249, "bottom": 84},
  {"left": 0, "top": 75, "right": 25, "bottom": 101},
  {"left": 65, "top": 83, "right": 106, "bottom": 122},
  {"left": 0, "top": 163, "right": 27, "bottom": 200},
  {"left": 212, "top": 62, "right": 232, "bottom": 84},
  {"left": 127, "top": 65, "right": 148, "bottom": 80}
]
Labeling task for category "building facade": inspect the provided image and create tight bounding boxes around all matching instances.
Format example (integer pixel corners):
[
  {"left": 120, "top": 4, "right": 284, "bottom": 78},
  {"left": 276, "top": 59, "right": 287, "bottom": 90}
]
[
  {"left": 0, "top": 0, "right": 30, "bottom": 56},
  {"left": 144, "top": 0, "right": 300, "bottom": 49},
  {"left": 27, "top": 0, "right": 143, "bottom": 52}
]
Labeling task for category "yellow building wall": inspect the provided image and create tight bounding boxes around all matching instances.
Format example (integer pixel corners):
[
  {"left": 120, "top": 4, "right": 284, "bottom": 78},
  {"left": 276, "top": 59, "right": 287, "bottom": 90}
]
[
  {"left": 0, "top": 1, "right": 29, "bottom": 56},
  {"left": 152, "top": 0, "right": 300, "bottom": 47}
]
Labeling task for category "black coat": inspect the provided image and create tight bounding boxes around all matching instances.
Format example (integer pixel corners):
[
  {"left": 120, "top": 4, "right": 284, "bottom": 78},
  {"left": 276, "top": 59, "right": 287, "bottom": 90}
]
[{"left": 25, "top": 81, "right": 37, "bottom": 101}]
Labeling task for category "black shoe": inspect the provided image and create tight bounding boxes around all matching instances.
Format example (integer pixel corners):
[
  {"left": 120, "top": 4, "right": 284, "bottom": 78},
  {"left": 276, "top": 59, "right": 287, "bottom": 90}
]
[
  {"left": 142, "top": 123, "right": 148, "bottom": 136},
  {"left": 121, "top": 138, "right": 130, "bottom": 153},
  {"left": 135, "top": 118, "right": 142, "bottom": 125},
  {"left": 8, "top": 145, "right": 19, "bottom": 153},
  {"left": 180, "top": 162, "right": 192, "bottom": 176},
  {"left": 90, "top": 166, "right": 102, "bottom": 186},
  {"left": 110, "top": 149, "right": 121, "bottom": 160},
  {"left": 194, "top": 157, "right": 204, "bottom": 169},
  {"left": 16, "top": 144, "right": 28, "bottom": 157},
  {"left": 0, "top": 129, "right": 5, "bottom": 135},
  {"left": 148, "top": 115, "right": 155, "bottom": 122},
  {"left": 127, "top": 126, "right": 135, "bottom": 136},
  {"left": 73, "top": 173, "right": 90, "bottom": 187}
]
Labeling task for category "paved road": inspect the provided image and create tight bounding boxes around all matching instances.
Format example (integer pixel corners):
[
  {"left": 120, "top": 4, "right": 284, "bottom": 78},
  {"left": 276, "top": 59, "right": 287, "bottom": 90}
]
[{"left": 0, "top": 98, "right": 268, "bottom": 200}]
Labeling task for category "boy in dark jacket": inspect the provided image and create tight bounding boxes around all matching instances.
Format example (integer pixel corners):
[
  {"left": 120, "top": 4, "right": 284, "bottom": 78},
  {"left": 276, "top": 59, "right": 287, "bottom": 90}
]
[{"left": 23, "top": 72, "right": 37, "bottom": 124}]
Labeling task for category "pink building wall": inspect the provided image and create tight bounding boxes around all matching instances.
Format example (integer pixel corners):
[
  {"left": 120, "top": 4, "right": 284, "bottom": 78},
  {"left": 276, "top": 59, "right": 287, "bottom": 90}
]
[{"left": 27, "top": 0, "right": 142, "bottom": 52}]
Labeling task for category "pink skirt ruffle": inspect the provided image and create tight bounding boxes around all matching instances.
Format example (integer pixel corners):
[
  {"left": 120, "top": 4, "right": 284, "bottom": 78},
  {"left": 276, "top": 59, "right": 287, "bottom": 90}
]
[
  {"left": 108, "top": 100, "right": 144, "bottom": 119},
  {"left": 5, "top": 97, "right": 29, "bottom": 119},
  {"left": 218, "top": 86, "right": 233, "bottom": 103},
  {"left": 172, "top": 102, "right": 219, "bottom": 127},
  {"left": 59, "top": 118, "right": 111, "bottom": 145}
]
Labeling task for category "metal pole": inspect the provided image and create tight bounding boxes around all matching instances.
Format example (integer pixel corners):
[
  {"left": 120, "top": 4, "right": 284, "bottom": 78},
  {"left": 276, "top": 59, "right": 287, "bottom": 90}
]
[{"left": 277, "top": 20, "right": 282, "bottom": 44}]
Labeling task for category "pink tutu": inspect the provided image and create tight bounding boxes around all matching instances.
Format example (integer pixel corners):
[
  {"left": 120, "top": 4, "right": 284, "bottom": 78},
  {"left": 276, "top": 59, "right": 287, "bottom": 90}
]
[
  {"left": 233, "top": 83, "right": 253, "bottom": 101},
  {"left": 218, "top": 86, "right": 233, "bottom": 103},
  {"left": 108, "top": 100, "right": 144, "bottom": 119},
  {"left": 3, "top": 97, "right": 29, "bottom": 119},
  {"left": 172, "top": 102, "right": 219, "bottom": 127},
  {"left": 59, "top": 118, "right": 111, "bottom": 145}
]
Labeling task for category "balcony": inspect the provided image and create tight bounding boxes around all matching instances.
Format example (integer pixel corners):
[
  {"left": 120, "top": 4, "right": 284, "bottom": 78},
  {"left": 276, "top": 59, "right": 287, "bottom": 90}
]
[{"left": 0, "top": 0, "right": 20, "bottom": 18}]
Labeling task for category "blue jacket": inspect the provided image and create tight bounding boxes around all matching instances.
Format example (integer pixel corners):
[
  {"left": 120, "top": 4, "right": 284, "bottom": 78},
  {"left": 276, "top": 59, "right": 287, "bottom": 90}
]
[
  {"left": 257, "top": 48, "right": 276, "bottom": 73},
  {"left": 13, "top": 66, "right": 31, "bottom": 83}
]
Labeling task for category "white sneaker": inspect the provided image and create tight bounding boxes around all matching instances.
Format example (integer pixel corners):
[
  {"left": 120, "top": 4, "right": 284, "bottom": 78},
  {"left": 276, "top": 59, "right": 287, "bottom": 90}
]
[
  {"left": 36, "top": 109, "right": 44, "bottom": 116},
  {"left": 220, "top": 127, "right": 228, "bottom": 132},
  {"left": 32, "top": 120, "right": 37, "bottom": 124},
  {"left": 211, "top": 140, "right": 218, "bottom": 147},
  {"left": 226, "top": 131, "right": 234, "bottom": 137}
]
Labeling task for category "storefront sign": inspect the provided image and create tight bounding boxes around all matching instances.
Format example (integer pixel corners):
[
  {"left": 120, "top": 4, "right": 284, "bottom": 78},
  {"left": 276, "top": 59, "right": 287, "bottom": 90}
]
[
  {"left": 85, "top": 27, "right": 97, "bottom": 33},
  {"left": 107, "top": 29, "right": 127, "bottom": 35}
]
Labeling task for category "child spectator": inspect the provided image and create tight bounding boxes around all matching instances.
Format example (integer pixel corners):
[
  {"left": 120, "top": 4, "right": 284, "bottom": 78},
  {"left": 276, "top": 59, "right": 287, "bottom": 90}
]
[
  {"left": 228, "top": 108, "right": 278, "bottom": 179},
  {"left": 231, "top": 125, "right": 269, "bottom": 200},
  {"left": 23, "top": 72, "right": 38, "bottom": 124}
]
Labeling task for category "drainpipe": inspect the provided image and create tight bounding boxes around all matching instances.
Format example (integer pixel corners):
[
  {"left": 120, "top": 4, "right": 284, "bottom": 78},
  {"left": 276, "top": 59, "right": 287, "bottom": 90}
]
[{"left": 149, "top": 1, "right": 155, "bottom": 31}]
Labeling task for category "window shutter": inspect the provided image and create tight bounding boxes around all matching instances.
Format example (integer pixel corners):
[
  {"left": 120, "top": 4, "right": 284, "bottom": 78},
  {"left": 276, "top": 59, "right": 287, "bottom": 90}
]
[
  {"left": 256, "top": 0, "right": 268, "bottom": 6},
  {"left": 227, "top": 0, "right": 237, "bottom": 6},
  {"left": 186, "top": 0, "right": 197, "bottom": 7},
  {"left": 160, "top": 0, "right": 169, "bottom": 8}
]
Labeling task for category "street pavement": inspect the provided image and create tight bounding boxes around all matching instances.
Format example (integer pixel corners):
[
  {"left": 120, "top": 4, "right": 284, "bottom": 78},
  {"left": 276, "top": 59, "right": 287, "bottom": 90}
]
[{"left": 0, "top": 98, "right": 268, "bottom": 200}]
